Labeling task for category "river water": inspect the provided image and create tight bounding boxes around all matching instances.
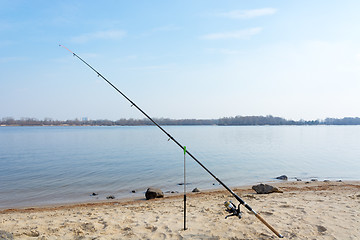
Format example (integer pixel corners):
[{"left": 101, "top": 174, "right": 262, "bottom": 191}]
[{"left": 1, "top": 125, "right": 359, "bottom": 208}]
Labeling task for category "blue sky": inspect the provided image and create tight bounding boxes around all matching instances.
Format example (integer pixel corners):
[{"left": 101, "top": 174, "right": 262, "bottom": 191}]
[{"left": 1, "top": 0, "right": 360, "bottom": 120}]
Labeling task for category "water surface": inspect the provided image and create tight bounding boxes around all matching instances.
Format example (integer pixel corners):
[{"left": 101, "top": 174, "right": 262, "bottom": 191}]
[{"left": 1, "top": 125, "right": 359, "bottom": 208}]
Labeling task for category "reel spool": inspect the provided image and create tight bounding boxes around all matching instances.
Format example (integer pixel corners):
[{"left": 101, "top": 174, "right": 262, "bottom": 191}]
[{"left": 224, "top": 201, "right": 242, "bottom": 219}]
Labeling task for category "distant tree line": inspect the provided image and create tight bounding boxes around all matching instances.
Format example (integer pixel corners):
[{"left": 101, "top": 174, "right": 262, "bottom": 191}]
[
  {"left": 0, "top": 117, "right": 217, "bottom": 126},
  {"left": 1, "top": 116, "right": 360, "bottom": 126},
  {"left": 218, "top": 115, "right": 320, "bottom": 125},
  {"left": 218, "top": 115, "right": 360, "bottom": 125}
]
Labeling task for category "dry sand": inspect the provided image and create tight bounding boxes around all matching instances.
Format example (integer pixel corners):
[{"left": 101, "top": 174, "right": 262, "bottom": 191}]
[{"left": 1, "top": 181, "right": 360, "bottom": 239}]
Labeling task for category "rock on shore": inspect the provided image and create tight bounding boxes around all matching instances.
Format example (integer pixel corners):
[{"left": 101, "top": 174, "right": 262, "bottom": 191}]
[
  {"left": 145, "top": 188, "right": 164, "bottom": 200},
  {"left": 252, "top": 183, "right": 283, "bottom": 194}
]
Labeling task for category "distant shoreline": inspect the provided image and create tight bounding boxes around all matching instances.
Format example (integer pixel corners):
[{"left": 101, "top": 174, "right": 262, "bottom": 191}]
[
  {"left": 1, "top": 115, "right": 360, "bottom": 126},
  {"left": 2, "top": 124, "right": 360, "bottom": 127}
]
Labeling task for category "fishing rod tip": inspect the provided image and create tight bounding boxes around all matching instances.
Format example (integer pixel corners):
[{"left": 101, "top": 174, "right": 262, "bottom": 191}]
[{"left": 59, "top": 44, "right": 74, "bottom": 54}]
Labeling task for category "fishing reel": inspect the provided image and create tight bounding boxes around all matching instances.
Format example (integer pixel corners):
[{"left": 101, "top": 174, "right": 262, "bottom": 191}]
[{"left": 224, "top": 201, "right": 242, "bottom": 219}]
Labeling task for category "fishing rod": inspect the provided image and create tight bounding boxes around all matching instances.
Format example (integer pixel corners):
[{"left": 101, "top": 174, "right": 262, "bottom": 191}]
[{"left": 60, "top": 45, "right": 284, "bottom": 238}]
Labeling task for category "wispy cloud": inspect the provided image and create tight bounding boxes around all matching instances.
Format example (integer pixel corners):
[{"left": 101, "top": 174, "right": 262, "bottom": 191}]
[
  {"left": 71, "top": 30, "right": 126, "bottom": 43},
  {"left": 218, "top": 8, "right": 277, "bottom": 19},
  {"left": 138, "top": 25, "right": 181, "bottom": 38},
  {"left": 0, "top": 40, "right": 16, "bottom": 48},
  {"left": 205, "top": 48, "right": 243, "bottom": 55},
  {"left": 0, "top": 56, "right": 28, "bottom": 63},
  {"left": 0, "top": 21, "right": 12, "bottom": 31},
  {"left": 128, "top": 63, "right": 176, "bottom": 72},
  {"left": 201, "top": 27, "right": 262, "bottom": 40},
  {"left": 356, "top": 53, "right": 360, "bottom": 60},
  {"left": 151, "top": 25, "right": 181, "bottom": 32}
]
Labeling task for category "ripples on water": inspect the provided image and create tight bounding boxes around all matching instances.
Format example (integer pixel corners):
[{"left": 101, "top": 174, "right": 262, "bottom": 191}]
[{"left": 1, "top": 125, "right": 359, "bottom": 208}]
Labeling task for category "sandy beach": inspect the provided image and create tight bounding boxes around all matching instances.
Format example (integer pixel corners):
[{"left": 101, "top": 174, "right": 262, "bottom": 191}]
[{"left": 1, "top": 181, "right": 359, "bottom": 239}]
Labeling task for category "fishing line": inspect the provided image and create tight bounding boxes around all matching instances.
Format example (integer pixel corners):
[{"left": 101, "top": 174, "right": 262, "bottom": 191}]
[{"left": 60, "top": 45, "right": 284, "bottom": 238}]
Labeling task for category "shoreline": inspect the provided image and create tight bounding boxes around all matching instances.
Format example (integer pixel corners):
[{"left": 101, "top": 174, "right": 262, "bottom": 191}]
[
  {"left": 0, "top": 177, "right": 352, "bottom": 211},
  {"left": 1, "top": 181, "right": 360, "bottom": 239},
  {"left": 0, "top": 179, "right": 356, "bottom": 212}
]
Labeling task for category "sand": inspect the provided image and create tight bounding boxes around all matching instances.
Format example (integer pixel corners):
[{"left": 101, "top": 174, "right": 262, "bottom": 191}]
[{"left": 1, "top": 181, "right": 360, "bottom": 239}]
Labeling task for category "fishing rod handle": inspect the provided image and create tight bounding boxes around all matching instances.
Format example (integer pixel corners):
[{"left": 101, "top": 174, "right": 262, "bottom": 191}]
[{"left": 254, "top": 212, "right": 284, "bottom": 238}]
